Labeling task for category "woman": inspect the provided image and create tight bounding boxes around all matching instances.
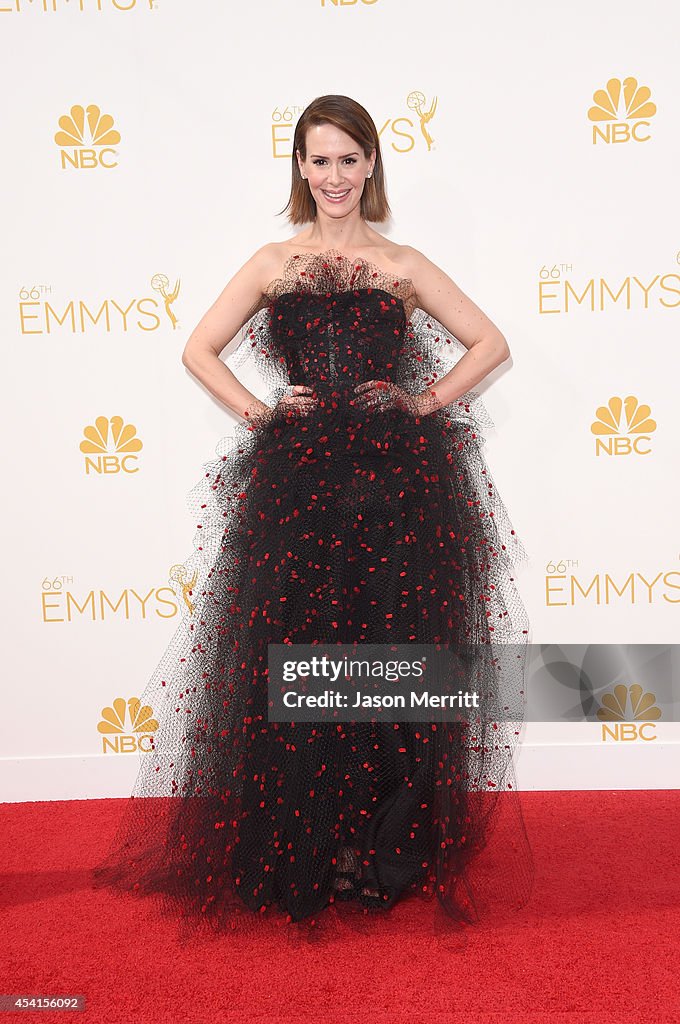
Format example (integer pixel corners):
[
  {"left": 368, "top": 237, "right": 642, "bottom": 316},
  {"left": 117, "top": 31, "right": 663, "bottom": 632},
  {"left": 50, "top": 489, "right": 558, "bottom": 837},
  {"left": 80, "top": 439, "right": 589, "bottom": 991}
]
[{"left": 93, "top": 94, "right": 533, "bottom": 940}]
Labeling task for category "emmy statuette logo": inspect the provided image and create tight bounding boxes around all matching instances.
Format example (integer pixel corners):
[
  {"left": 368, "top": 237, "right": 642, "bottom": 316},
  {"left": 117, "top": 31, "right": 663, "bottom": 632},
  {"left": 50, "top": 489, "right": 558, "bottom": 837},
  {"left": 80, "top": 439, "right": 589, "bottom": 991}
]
[
  {"left": 378, "top": 91, "right": 439, "bottom": 154},
  {"left": 169, "top": 564, "right": 199, "bottom": 616},
  {"left": 151, "top": 274, "right": 181, "bottom": 329},
  {"left": 405, "top": 91, "right": 437, "bottom": 152}
]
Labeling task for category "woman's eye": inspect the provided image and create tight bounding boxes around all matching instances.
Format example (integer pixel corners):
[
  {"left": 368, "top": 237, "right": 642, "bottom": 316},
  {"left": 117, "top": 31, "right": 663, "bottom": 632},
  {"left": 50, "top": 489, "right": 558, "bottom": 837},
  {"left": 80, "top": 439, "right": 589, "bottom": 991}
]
[{"left": 312, "top": 158, "right": 357, "bottom": 165}]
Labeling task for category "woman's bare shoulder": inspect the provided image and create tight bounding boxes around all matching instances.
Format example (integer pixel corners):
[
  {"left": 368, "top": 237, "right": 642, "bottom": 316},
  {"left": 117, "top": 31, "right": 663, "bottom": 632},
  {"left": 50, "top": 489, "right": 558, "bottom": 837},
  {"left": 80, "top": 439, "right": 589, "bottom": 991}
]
[
  {"left": 380, "top": 241, "right": 421, "bottom": 279},
  {"left": 396, "top": 243, "right": 434, "bottom": 275},
  {"left": 396, "top": 244, "right": 460, "bottom": 292},
  {"left": 253, "top": 239, "right": 310, "bottom": 283},
  {"left": 234, "top": 241, "right": 291, "bottom": 292}
]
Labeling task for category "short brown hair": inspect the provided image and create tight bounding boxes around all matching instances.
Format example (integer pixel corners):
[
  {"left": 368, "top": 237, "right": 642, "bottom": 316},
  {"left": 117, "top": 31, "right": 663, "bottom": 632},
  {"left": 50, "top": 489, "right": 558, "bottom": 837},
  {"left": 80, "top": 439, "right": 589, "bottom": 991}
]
[{"left": 278, "top": 94, "right": 391, "bottom": 224}]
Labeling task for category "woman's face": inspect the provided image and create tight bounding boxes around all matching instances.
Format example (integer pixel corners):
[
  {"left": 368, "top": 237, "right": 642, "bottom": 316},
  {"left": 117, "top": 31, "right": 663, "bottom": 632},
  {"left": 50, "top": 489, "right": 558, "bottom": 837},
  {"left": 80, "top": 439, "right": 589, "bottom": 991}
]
[{"left": 296, "top": 123, "right": 375, "bottom": 218}]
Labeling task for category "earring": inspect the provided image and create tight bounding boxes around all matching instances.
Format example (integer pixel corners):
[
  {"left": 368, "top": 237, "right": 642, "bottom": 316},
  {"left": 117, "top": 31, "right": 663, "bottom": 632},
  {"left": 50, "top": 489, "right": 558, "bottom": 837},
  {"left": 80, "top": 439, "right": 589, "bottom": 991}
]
[{"left": 367, "top": 171, "right": 372, "bottom": 178}]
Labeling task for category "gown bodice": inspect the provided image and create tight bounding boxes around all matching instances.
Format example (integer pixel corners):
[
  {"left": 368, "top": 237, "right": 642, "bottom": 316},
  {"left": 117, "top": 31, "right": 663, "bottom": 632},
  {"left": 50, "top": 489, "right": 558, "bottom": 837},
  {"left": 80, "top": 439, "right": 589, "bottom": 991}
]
[
  {"left": 227, "top": 249, "right": 467, "bottom": 411},
  {"left": 269, "top": 287, "right": 410, "bottom": 390},
  {"left": 226, "top": 248, "right": 495, "bottom": 442}
]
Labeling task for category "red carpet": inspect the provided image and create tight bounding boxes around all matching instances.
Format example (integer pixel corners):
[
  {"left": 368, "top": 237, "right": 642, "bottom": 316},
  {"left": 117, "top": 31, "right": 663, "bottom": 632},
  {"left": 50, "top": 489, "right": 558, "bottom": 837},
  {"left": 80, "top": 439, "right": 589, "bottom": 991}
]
[{"left": 0, "top": 790, "right": 678, "bottom": 1023}]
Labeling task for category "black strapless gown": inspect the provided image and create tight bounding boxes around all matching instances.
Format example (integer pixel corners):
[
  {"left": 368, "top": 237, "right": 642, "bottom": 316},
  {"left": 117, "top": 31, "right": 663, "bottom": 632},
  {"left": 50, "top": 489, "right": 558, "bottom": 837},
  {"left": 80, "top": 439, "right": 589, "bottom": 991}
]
[{"left": 92, "top": 250, "right": 534, "bottom": 940}]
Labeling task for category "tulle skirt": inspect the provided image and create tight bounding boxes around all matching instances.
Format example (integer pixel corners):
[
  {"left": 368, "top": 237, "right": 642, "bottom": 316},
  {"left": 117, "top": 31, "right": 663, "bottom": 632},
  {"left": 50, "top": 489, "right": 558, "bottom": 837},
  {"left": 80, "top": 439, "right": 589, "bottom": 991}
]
[{"left": 92, "top": 377, "right": 534, "bottom": 944}]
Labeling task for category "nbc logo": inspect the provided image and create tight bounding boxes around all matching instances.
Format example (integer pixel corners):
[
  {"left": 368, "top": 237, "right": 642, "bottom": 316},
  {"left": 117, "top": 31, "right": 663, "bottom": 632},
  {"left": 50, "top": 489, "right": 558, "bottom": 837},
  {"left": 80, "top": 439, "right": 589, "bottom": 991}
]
[
  {"left": 98, "top": 697, "right": 158, "bottom": 754},
  {"left": 80, "top": 416, "right": 143, "bottom": 475},
  {"left": 597, "top": 683, "right": 660, "bottom": 742},
  {"left": 54, "top": 104, "right": 121, "bottom": 170},
  {"left": 590, "top": 395, "right": 656, "bottom": 456},
  {"left": 588, "top": 77, "right": 657, "bottom": 144}
]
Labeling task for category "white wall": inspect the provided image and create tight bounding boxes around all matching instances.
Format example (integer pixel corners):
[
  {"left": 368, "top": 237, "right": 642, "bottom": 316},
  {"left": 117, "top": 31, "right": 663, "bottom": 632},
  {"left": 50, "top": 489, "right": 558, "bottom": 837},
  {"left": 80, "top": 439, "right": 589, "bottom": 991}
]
[{"left": 1, "top": 0, "right": 678, "bottom": 798}]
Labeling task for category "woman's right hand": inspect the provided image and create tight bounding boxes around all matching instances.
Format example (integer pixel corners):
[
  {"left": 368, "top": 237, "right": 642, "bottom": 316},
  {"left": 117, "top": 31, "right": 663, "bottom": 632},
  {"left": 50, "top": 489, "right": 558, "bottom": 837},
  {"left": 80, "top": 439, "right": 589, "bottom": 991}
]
[
  {"left": 243, "top": 385, "right": 318, "bottom": 430},
  {"left": 274, "top": 385, "right": 318, "bottom": 420}
]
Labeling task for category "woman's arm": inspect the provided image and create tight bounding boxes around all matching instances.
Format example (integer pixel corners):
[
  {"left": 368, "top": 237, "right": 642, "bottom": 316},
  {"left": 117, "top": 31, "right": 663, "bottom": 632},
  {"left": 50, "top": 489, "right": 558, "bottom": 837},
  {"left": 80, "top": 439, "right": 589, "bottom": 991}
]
[
  {"left": 181, "top": 243, "right": 279, "bottom": 423},
  {"left": 404, "top": 246, "right": 511, "bottom": 411}
]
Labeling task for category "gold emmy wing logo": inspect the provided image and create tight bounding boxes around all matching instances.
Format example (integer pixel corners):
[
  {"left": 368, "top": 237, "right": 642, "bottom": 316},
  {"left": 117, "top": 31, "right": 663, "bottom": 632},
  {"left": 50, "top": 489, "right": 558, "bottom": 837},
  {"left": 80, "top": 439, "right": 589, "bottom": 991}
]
[
  {"left": 18, "top": 273, "right": 180, "bottom": 334},
  {"left": 590, "top": 395, "right": 656, "bottom": 456},
  {"left": 379, "top": 91, "right": 438, "bottom": 154},
  {"left": 271, "top": 92, "right": 438, "bottom": 157},
  {"left": 588, "top": 77, "right": 657, "bottom": 144},
  {"left": 169, "top": 564, "right": 198, "bottom": 615},
  {"left": 98, "top": 697, "right": 159, "bottom": 754},
  {"left": 406, "top": 91, "right": 437, "bottom": 151},
  {"left": 54, "top": 104, "right": 121, "bottom": 170},
  {"left": 597, "top": 683, "right": 661, "bottom": 743},
  {"left": 80, "top": 416, "right": 143, "bottom": 475},
  {"left": 151, "top": 273, "right": 181, "bottom": 329}
]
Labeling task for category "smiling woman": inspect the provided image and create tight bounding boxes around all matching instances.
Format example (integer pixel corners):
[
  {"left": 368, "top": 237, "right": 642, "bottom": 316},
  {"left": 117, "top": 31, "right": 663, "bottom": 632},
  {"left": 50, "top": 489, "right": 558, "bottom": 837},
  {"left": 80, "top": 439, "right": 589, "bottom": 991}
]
[{"left": 92, "top": 93, "right": 533, "bottom": 943}]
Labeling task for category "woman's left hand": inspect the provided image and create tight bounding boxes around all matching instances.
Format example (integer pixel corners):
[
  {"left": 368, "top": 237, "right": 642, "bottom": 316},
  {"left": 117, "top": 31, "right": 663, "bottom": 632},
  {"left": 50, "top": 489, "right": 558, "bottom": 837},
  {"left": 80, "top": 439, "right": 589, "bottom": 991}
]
[{"left": 352, "top": 380, "right": 442, "bottom": 418}]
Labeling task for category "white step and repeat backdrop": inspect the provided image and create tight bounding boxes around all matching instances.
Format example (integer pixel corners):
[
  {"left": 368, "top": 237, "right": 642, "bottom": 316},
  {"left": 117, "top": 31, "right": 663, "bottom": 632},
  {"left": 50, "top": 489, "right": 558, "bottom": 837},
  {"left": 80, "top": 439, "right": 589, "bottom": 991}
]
[{"left": 1, "top": 1, "right": 678, "bottom": 799}]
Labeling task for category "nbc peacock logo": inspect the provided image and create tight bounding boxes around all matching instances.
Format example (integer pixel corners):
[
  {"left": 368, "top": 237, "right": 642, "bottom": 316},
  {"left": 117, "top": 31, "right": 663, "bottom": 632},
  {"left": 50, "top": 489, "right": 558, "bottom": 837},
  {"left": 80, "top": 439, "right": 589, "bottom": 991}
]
[
  {"left": 588, "top": 77, "right": 657, "bottom": 145},
  {"left": 98, "top": 697, "right": 159, "bottom": 754},
  {"left": 597, "top": 683, "right": 661, "bottom": 742},
  {"left": 79, "top": 416, "right": 143, "bottom": 475},
  {"left": 54, "top": 104, "right": 121, "bottom": 170},
  {"left": 590, "top": 395, "right": 656, "bottom": 456}
]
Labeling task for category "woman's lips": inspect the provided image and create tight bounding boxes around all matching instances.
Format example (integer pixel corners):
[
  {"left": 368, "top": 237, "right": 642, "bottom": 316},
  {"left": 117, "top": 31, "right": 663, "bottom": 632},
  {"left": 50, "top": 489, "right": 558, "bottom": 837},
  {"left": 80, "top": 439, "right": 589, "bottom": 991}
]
[{"left": 321, "top": 189, "right": 351, "bottom": 203}]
